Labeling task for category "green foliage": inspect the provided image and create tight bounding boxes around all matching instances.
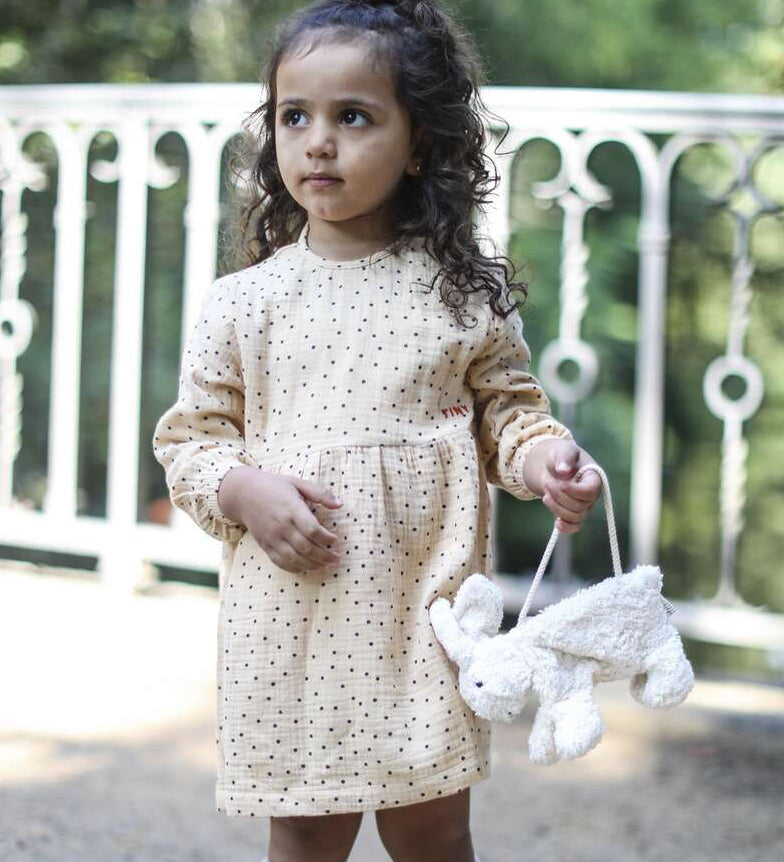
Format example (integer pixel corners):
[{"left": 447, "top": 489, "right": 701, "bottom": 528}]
[
  {"left": 0, "top": 1, "right": 781, "bottom": 92},
  {"left": 454, "top": 0, "right": 781, "bottom": 94}
]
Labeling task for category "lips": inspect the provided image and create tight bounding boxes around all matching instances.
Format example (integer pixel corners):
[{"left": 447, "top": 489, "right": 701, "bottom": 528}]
[{"left": 305, "top": 175, "right": 342, "bottom": 187}]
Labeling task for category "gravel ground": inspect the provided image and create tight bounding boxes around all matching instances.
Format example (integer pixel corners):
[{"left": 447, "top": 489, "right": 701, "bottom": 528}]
[{"left": 1, "top": 565, "right": 783, "bottom": 862}]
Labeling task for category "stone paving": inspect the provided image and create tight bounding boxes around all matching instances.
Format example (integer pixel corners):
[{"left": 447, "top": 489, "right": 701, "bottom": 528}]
[{"left": 1, "top": 564, "right": 783, "bottom": 862}]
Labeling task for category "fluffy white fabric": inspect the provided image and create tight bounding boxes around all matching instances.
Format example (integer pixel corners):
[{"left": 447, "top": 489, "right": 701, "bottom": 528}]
[{"left": 429, "top": 565, "right": 695, "bottom": 765}]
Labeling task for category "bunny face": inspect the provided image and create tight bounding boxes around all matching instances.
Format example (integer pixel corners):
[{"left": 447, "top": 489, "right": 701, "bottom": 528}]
[
  {"left": 456, "top": 630, "right": 534, "bottom": 722},
  {"left": 427, "top": 574, "right": 536, "bottom": 722}
]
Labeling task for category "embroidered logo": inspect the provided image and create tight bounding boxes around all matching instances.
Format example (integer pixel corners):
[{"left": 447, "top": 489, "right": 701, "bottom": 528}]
[{"left": 441, "top": 403, "right": 471, "bottom": 419}]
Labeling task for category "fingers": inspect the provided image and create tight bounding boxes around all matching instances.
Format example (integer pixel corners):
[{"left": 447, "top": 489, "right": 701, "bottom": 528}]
[
  {"left": 276, "top": 535, "right": 341, "bottom": 573},
  {"left": 291, "top": 530, "right": 342, "bottom": 571},
  {"left": 277, "top": 506, "right": 343, "bottom": 573},
  {"left": 561, "top": 473, "right": 603, "bottom": 502},
  {"left": 542, "top": 472, "right": 602, "bottom": 533},
  {"left": 271, "top": 533, "right": 341, "bottom": 573},
  {"left": 541, "top": 489, "right": 584, "bottom": 532},
  {"left": 543, "top": 480, "right": 583, "bottom": 514},
  {"left": 546, "top": 439, "right": 581, "bottom": 479}
]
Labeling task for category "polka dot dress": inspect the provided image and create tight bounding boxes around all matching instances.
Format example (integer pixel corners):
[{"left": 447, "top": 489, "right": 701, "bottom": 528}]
[{"left": 152, "top": 222, "right": 573, "bottom": 818}]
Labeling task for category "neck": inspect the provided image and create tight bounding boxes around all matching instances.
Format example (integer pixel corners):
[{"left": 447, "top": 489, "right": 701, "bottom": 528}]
[{"left": 305, "top": 211, "right": 394, "bottom": 260}]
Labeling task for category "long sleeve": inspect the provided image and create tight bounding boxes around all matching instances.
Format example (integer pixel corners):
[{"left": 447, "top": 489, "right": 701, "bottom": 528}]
[
  {"left": 466, "top": 304, "right": 574, "bottom": 500},
  {"left": 152, "top": 275, "right": 259, "bottom": 543}
]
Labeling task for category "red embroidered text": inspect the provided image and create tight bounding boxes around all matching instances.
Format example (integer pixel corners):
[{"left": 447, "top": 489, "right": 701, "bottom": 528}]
[{"left": 441, "top": 403, "right": 471, "bottom": 419}]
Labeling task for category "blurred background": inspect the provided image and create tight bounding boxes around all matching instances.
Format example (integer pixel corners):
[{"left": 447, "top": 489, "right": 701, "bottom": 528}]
[{"left": 1, "top": 2, "right": 783, "bottom": 861}]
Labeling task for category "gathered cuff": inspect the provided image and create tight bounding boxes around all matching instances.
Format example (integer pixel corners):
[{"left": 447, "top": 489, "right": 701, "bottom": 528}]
[
  {"left": 192, "top": 452, "right": 259, "bottom": 543},
  {"left": 498, "top": 429, "right": 574, "bottom": 501}
]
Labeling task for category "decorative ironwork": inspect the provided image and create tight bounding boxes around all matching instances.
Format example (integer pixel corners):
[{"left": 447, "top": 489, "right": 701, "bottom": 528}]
[
  {"left": 0, "top": 119, "right": 44, "bottom": 508},
  {"left": 0, "top": 85, "right": 780, "bottom": 651}
]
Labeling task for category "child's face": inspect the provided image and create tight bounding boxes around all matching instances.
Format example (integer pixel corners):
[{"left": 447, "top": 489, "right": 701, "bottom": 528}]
[{"left": 274, "top": 37, "right": 419, "bottom": 236}]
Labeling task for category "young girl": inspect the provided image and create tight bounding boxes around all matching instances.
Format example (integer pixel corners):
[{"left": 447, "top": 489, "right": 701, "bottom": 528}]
[{"left": 153, "top": 2, "right": 602, "bottom": 860}]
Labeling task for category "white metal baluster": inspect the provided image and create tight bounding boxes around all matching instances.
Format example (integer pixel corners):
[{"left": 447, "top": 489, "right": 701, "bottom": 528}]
[
  {"left": 44, "top": 123, "right": 91, "bottom": 519},
  {"left": 99, "top": 116, "right": 150, "bottom": 593}
]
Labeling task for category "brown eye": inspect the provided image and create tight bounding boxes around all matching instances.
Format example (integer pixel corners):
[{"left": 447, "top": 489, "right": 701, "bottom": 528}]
[
  {"left": 341, "top": 109, "right": 371, "bottom": 126},
  {"left": 282, "top": 109, "right": 304, "bottom": 126}
]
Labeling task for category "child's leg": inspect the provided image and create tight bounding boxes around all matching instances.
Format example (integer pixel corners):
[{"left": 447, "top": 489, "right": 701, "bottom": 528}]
[
  {"left": 266, "top": 811, "right": 363, "bottom": 862},
  {"left": 374, "top": 786, "right": 477, "bottom": 862}
]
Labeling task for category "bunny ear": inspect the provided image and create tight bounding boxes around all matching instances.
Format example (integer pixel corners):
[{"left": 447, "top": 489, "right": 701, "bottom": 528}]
[{"left": 450, "top": 573, "right": 504, "bottom": 639}]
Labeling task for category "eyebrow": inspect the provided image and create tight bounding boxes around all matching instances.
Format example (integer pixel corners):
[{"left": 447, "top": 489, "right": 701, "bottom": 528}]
[{"left": 277, "top": 96, "right": 384, "bottom": 112}]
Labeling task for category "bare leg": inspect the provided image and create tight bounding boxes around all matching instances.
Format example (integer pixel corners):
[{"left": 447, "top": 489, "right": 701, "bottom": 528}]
[
  {"left": 267, "top": 811, "right": 363, "bottom": 862},
  {"left": 375, "top": 787, "right": 476, "bottom": 862}
]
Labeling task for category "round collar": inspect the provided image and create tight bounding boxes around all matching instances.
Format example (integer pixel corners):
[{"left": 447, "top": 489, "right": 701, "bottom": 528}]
[{"left": 297, "top": 222, "right": 420, "bottom": 269}]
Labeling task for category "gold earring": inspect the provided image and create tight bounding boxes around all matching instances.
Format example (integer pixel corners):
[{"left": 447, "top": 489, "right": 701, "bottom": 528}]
[{"left": 414, "top": 161, "right": 422, "bottom": 175}]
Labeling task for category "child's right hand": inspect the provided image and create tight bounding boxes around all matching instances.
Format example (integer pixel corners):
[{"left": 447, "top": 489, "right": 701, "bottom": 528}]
[{"left": 218, "top": 466, "right": 343, "bottom": 573}]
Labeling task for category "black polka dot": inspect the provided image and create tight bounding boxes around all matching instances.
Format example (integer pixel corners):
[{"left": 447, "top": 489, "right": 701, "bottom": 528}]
[{"left": 152, "top": 223, "right": 571, "bottom": 817}]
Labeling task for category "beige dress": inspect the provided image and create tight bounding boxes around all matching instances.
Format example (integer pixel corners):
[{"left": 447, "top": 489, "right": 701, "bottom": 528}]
[{"left": 152, "top": 223, "right": 573, "bottom": 818}]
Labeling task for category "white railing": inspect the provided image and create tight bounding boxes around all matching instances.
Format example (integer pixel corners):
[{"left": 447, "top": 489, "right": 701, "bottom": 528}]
[{"left": 0, "top": 84, "right": 782, "bottom": 653}]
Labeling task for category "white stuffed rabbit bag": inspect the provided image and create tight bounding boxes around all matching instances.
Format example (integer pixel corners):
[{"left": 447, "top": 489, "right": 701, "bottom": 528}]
[{"left": 427, "top": 463, "right": 695, "bottom": 765}]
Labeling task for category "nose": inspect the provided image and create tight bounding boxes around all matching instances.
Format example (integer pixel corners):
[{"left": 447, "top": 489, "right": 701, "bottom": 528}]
[
  {"left": 475, "top": 681, "right": 483, "bottom": 688},
  {"left": 306, "top": 119, "right": 336, "bottom": 159}
]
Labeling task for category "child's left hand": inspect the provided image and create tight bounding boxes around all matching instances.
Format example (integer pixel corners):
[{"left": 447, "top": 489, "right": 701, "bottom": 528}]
[{"left": 523, "top": 439, "right": 603, "bottom": 533}]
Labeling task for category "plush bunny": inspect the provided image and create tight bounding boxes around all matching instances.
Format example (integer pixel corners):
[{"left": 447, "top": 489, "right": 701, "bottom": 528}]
[{"left": 428, "top": 464, "right": 695, "bottom": 765}]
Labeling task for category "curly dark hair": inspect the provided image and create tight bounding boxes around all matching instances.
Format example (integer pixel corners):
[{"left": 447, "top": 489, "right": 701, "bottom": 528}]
[{"left": 224, "top": 0, "right": 527, "bottom": 327}]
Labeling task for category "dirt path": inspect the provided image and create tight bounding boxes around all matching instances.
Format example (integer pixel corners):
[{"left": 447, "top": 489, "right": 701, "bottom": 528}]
[{"left": 1, "top": 566, "right": 782, "bottom": 862}]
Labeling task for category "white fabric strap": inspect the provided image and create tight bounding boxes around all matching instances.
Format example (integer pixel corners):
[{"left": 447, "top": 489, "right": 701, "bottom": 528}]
[{"left": 517, "top": 463, "right": 620, "bottom": 625}]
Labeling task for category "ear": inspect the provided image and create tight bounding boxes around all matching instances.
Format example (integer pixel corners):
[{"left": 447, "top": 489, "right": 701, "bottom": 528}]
[
  {"left": 409, "top": 122, "right": 425, "bottom": 153},
  {"left": 451, "top": 573, "right": 504, "bottom": 639},
  {"left": 428, "top": 575, "right": 504, "bottom": 669},
  {"left": 429, "top": 597, "right": 479, "bottom": 668},
  {"left": 406, "top": 124, "right": 427, "bottom": 175}
]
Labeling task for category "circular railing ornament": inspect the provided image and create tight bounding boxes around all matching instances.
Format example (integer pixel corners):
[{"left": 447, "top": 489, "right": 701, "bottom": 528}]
[
  {"left": 0, "top": 298, "right": 35, "bottom": 361},
  {"left": 703, "top": 354, "right": 764, "bottom": 423},
  {"left": 539, "top": 339, "right": 599, "bottom": 404}
]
